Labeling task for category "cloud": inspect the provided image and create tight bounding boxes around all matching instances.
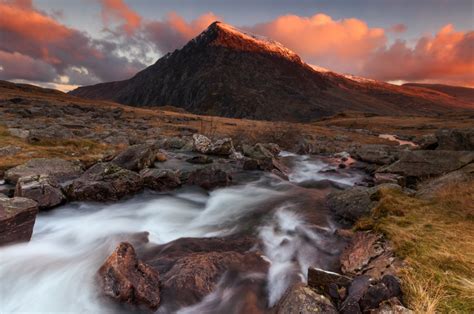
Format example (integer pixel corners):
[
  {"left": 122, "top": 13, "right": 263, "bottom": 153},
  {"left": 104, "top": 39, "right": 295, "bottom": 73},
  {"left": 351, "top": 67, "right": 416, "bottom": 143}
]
[
  {"left": 143, "top": 12, "right": 220, "bottom": 53},
  {"left": 100, "top": 0, "right": 141, "bottom": 35},
  {"left": 389, "top": 23, "right": 407, "bottom": 33},
  {"left": 247, "top": 14, "right": 386, "bottom": 73},
  {"left": 362, "top": 25, "right": 474, "bottom": 86},
  {"left": 0, "top": 0, "right": 146, "bottom": 88}
]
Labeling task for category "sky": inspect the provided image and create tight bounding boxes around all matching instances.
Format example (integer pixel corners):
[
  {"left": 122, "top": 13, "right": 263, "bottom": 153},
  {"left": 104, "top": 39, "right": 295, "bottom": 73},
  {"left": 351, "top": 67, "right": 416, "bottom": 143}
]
[{"left": 0, "top": 0, "right": 473, "bottom": 92}]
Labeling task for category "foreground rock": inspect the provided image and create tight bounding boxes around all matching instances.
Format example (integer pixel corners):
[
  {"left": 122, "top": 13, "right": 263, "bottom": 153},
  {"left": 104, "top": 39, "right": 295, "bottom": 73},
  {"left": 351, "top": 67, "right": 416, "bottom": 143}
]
[
  {"left": 97, "top": 242, "right": 160, "bottom": 311},
  {"left": 275, "top": 283, "right": 337, "bottom": 314},
  {"left": 436, "top": 128, "right": 474, "bottom": 151},
  {"left": 14, "top": 175, "right": 65, "bottom": 210},
  {"left": 140, "top": 168, "right": 181, "bottom": 191},
  {"left": 111, "top": 144, "right": 158, "bottom": 171},
  {"left": 0, "top": 196, "right": 38, "bottom": 246},
  {"left": 379, "top": 150, "right": 474, "bottom": 187},
  {"left": 5, "top": 158, "right": 83, "bottom": 184},
  {"left": 327, "top": 184, "right": 401, "bottom": 226},
  {"left": 66, "top": 163, "right": 142, "bottom": 201}
]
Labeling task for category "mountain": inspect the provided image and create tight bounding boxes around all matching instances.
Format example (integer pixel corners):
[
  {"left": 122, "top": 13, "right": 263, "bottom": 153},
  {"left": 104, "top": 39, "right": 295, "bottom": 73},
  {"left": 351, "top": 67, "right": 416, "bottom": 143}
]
[
  {"left": 403, "top": 83, "right": 474, "bottom": 103},
  {"left": 70, "top": 21, "right": 473, "bottom": 121}
]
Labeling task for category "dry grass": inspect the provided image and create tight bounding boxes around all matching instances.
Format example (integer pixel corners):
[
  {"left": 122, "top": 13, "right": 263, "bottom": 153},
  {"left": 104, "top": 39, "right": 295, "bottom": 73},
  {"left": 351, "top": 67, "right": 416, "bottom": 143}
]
[
  {"left": 0, "top": 124, "right": 116, "bottom": 171},
  {"left": 357, "top": 183, "right": 474, "bottom": 313}
]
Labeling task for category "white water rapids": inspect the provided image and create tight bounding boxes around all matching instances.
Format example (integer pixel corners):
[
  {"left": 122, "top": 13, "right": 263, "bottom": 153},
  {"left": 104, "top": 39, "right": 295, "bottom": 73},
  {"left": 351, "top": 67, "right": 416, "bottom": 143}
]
[{"left": 0, "top": 154, "right": 362, "bottom": 313}]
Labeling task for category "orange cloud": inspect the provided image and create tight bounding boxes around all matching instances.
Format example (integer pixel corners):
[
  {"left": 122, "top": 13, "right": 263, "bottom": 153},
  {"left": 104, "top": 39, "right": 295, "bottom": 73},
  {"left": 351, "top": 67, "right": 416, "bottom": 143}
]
[
  {"left": 248, "top": 14, "right": 386, "bottom": 73},
  {"left": 100, "top": 0, "right": 142, "bottom": 35},
  {"left": 144, "top": 12, "right": 220, "bottom": 53},
  {"left": 363, "top": 25, "right": 474, "bottom": 86}
]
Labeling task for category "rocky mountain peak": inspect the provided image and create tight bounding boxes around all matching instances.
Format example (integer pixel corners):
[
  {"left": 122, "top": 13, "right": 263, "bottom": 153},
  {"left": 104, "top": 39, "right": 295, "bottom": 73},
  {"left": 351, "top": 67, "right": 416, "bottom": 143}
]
[{"left": 193, "top": 21, "right": 302, "bottom": 63}]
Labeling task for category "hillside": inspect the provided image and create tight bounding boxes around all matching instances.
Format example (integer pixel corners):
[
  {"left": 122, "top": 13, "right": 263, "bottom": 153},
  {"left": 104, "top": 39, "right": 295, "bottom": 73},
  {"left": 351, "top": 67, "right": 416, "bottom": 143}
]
[
  {"left": 403, "top": 83, "right": 474, "bottom": 103},
  {"left": 70, "top": 22, "right": 473, "bottom": 122}
]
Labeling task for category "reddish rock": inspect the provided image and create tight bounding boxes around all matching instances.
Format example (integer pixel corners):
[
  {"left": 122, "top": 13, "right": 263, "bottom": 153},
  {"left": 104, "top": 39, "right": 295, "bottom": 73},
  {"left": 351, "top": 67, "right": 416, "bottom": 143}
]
[
  {"left": 97, "top": 242, "right": 160, "bottom": 311},
  {"left": 0, "top": 196, "right": 38, "bottom": 246}
]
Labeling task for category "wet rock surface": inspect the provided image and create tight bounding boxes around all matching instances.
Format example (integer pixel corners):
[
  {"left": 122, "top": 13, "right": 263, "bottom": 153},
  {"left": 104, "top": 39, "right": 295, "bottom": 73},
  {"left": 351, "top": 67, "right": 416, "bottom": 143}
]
[
  {"left": 97, "top": 242, "right": 161, "bottom": 311},
  {"left": 66, "top": 162, "right": 143, "bottom": 201},
  {"left": 0, "top": 196, "right": 38, "bottom": 246}
]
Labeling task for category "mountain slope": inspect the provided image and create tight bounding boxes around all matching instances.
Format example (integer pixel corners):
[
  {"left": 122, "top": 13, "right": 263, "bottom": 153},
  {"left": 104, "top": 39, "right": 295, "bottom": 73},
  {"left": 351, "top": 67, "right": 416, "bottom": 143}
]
[
  {"left": 70, "top": 21, "right": 473, "bottom": 121},
  {"left": 403, "top": 83, "right": 474, "bottom": 103}
]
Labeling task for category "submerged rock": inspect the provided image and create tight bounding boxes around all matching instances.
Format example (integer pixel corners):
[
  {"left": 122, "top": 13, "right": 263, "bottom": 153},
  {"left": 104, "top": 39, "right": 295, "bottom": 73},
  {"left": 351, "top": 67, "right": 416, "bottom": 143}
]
[
  {"left": 112, "top": 144, "right": 158, "bottom": 171},
  {"left": 275, "top": 283, "right": 337, "bottom": 314},
  {"left": 0, "top": 196, "right": 38, "bottom": 246},
  {"left": 66, "top": 162, "right": 142, "bottom": 201},
  {"left": 5, "top": 158, "right": 83, "bottom": 184},
  {"left": 187, "top": 166, "right": 232, "bottom": 190},
  {"left": 14, "top": 175, "right": 65, "bottom": 210},
  {"left": 97, "top": 242, "right": 160, "bottom": 311}
]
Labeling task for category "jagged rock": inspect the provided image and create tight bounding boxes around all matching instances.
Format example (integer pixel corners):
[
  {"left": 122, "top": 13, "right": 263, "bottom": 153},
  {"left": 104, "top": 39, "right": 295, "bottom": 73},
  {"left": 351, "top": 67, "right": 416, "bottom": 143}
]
[
  {"left": 186, "top": 155, "right": 213, "bottom": 164},
  {"left": 5, "top": 158, "right": 83, "bottom": 184},
  {"left": 0, "top": 196, "right": 38, "bottom": 246},
  {"left": 97, "top": 242, "right": 160, "bottom": 311},
  {"left": 308, "top": 267, "right": 352, "bottom": 295},
  {"left": 140, "top": 168, "right": 181, "bottom": 191},
  {"left": 339, "top": 275, "right": 372, "bottom": 314},
  {"left": 209, "top": 138, "right": 234, "bottom": 155},
  {"left": 378, "top": 150, "right": 474, "bottom": 187},
  {"left": 339, "top": 232, "right": 398, "bottom": 280},
  {"left": 66, "top": 163, "right": 142, "bottom": 201},
  {"left": 353, "top": 145, "right": 403, "bottom": 165},
  {"left": 14, "top": 175, "right": 65, "bottom": 210},
  {"left": 275, "top": 283, "right": 337, "bottom": 314},
  {"left": 112, "top": 144, "right": 158, "bottom": 171},
  {"left": 436, "top": 128, "right": 474, "bottom": 150},
  {"left": 0, "top": 145, "right": 22, "bottom": 157},
  {"left": 187, "top": 166, "right": 232, "bottom": 190},
  {"left": 327, "top": 184, "right": 402, "bottom": 226}
]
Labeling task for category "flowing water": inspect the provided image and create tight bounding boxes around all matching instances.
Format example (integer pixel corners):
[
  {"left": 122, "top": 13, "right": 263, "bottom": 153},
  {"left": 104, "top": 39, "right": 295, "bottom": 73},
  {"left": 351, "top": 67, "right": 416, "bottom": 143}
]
[{"left": 0, "top": 154, "right": 363, "bottom": 313}]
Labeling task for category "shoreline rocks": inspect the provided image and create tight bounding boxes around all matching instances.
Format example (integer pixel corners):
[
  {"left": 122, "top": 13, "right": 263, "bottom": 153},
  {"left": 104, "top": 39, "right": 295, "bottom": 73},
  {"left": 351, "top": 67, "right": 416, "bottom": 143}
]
[
  {"left": 5, "top": 158, "right": 83, "bottom": 184},
  {"left": 0, "top": 196, "right": 38, "bottom": 246},
  {"left": 14, "top": 175, "right": 65, "bottom": 210}
]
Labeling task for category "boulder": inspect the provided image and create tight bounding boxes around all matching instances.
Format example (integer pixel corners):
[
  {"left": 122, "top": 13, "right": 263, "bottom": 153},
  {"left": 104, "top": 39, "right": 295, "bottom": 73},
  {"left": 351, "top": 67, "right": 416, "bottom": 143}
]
[
  {"left": 192, "top": 134, "right": 212, "bottom": 154},
  {"left": 5, "top": 158, "right": 83, "bottom": 184},
  {"left": 140, "top": 168, "right": 181, "bottom": 191},
  {"left": 340, "top": 232, "right": 398, "bottom": 279},
  {"left": 378, "top": 150, "right": 474, "bottom": 186},
  {"left": 112, "top": 144, "right": 157, "bottom": 171},
  {"left": 97, "top": 242, "right": 160, "bottom": 311},
  {"left": 339, "top": 275, "right": 372, "bottom": 313},
  {"left": 66, "top": 162, "right": 142, "bottom": 201},
  {"left": 0, "top": 196, "right": 38, "bottom": 246},
  {"left": 327, "top": 184, "right": 402, "bottom": 226},
  {"left": 192, "top": 134, "right": 235, "bottom": 156},
  {"left": 353, "top": 145, "right": 403, "bottom": 165},
  {"left": 275, "top": 283, "right": 337, "bottom": 314},
  {"left": 187, "top": 166, "right": 232, "bottom": 190},
  {"left": 436, "top": 128, "right": 474, "bottom": 151},
  {"left": 14, "top": 175, "right": 65, "bottom": 210},
  {"left": 242, "top": 143, "right": 275, "bottom": 160}
]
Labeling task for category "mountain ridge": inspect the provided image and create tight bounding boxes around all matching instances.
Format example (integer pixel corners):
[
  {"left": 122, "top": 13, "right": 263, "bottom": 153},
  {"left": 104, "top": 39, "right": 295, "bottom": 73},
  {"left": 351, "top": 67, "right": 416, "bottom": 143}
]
[{"left": 70, "top": 21, "right": 473, "bottom": 121}]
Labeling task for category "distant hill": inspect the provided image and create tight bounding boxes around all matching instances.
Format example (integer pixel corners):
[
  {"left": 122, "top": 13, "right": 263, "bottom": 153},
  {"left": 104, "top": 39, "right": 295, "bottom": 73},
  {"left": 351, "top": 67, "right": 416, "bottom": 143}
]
[
  {"left": 70, "top": 21, "right": 473, "bottom": 121},
  {"left": 403, "top": 83, "right": 474, "bottom": 103}
]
